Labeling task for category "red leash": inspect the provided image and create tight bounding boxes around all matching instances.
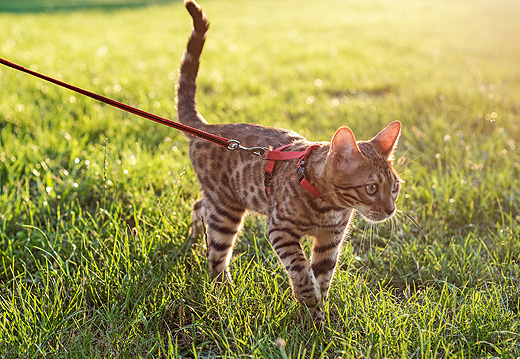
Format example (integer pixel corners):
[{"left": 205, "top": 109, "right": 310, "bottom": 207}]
[
  {"left": 0, "top": 57, "right": 322, "bottom": 198},
  {"left": 0, "top": 57, "right": 230, "bottom": 148}
]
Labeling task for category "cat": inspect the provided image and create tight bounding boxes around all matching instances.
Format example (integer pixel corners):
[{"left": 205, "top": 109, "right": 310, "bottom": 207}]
[{"left": 176, "top": 0, "right": 402, "bottom": 320}]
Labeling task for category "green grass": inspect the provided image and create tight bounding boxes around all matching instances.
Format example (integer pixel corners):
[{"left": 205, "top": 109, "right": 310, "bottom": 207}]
[
  {"left": 0, "top": 0, "right": 177, "bottom": 13},
  {"left": 1, "top": 0, "right": 519, "bottom": 357}
]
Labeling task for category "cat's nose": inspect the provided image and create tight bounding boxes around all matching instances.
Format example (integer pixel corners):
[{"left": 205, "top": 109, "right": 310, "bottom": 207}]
[{"left": 385, "top": 206, "right": 395, "bottom": 216}]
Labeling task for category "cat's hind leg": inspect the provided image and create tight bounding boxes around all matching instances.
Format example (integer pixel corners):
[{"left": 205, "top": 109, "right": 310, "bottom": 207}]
[
  {"left": 190, "top": 197, "right": 207, "bottom": 239},
  {"left": 203, "top": 196, "right": 246, "bottom": 282}
]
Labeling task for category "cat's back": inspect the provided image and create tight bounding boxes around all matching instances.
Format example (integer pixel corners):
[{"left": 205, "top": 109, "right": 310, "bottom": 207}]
[
  {"left": 204, "top": 122, "right": 307, "bottom": 149},
  {"left": 187, "top": 122, "right": 309, "bottom": 214}
]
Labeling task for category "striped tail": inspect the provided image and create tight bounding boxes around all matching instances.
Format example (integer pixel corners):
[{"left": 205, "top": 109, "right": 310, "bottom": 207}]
[{"left": 176, "top": 0, "right": 210, "bottom": 128}]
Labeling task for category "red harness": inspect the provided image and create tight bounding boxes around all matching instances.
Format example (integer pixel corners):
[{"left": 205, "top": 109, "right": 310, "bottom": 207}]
[{"left": 264, "top": 144, "right": 321, "bottom": 198}]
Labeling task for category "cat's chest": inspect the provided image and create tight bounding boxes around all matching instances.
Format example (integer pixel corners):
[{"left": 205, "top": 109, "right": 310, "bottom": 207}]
[{"left": 306, "top": 208, "right": 354, "bottom": 237}]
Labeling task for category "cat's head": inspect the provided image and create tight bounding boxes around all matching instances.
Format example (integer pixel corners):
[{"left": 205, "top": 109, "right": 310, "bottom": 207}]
[{"left": 324, "top": 121, "right": 402, "bottom": 223}]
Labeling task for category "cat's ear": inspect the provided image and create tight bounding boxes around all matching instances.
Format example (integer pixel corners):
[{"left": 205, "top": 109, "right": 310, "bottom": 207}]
[
  {"left": 329, "top": 127, "right": 361, "bottom": 168},
  {"left": 369, "top": 121, "right": 401, "bottom": 160}
]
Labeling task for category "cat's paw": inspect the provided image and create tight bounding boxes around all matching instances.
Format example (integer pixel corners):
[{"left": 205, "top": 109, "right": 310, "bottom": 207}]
[
  {"left": 189, "top": 219, "right": 205, "bottom": 239},
  {"left": 311, "top": 306, "right": 324, "bottom": 323},
  {"left": 294, "top": 286, "right": 322, "bottom": 308},
  {"left": 211, "top": 270, "right": 233, "bottom": 285}
]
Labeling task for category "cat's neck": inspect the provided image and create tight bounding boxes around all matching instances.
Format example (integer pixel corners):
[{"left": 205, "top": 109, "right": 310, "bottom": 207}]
[{"left": 304, "top": 146, "right": 332, "bottom": 200}]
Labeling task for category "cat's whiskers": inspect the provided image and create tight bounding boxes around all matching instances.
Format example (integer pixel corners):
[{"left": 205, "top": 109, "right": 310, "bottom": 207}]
[
  {"left": 390, "top": 215, "right": 404, "bottom": 239},
  {"left": 361, "top": 221, "right": 374, "bottom": 250},
  {"left": 359, "top": 220, "right": 369, "bottom": 251},
  {"left": 370, "top": 222, "right": 377, "bottom": 248},
  {"left": 395, "top": 148, "right": 423, "bottom": 173},
  {"left": 395, "top": 209, "right": 420, "bottom": 228},
  {"left": 393, "top": 216, "right": 401, "bottom": 240},
  {"left": 365, "top": 221, "right": 372, "bottom": 250},
  {"left": 395, "top": 198, "right": 412, "bottom": 206}
]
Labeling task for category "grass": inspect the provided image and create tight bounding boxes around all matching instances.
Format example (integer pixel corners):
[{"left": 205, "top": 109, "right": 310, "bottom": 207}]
[
  {"left": 0, "top": 0, "right": 177, "bottom": 13},
  {"left": 0, "top": 0, "right": 519, "bottom": 357}
]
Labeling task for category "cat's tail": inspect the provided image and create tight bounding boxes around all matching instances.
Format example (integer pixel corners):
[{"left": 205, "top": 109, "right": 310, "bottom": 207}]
[{"left": 176, "top": 0, "right": 210, "bottom": 129}]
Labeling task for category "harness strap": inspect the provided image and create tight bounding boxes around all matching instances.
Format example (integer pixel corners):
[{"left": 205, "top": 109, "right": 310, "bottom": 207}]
[{"left": 264, "top": 144, "right": 322, "bottom": 198}]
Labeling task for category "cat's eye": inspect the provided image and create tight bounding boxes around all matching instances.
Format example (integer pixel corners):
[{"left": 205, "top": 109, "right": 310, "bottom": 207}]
[
  {"left": 365, "top": 184, "right": 378, "bottom": 195},
  {"left": 392, "top": 181, "right": 400, "bottom": 193}
]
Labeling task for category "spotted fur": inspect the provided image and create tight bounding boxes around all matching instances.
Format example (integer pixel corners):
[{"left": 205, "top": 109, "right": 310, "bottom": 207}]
[{"left": 176, "top": 0, "right": 402, "bottom": 320}]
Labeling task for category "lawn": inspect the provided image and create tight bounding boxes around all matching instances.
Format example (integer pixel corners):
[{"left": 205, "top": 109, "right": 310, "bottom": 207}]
[{"left": 1, "top": 0, "right": 519, "bottom": 357}]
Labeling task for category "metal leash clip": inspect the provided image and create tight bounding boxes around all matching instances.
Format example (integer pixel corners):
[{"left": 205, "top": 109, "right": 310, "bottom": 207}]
[{"left": 227, "top": 140, "right": 269, "bottom": 160}]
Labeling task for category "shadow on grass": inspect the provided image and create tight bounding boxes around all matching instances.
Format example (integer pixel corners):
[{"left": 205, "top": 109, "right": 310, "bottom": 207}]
[{"left": 0, "top": 0, "right": 180, "bottom": 13}]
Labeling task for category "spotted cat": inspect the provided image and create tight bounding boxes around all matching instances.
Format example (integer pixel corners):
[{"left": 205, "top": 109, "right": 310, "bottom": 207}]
[{"left": 176, "top": 0, "right": 402, "bottom": 320}]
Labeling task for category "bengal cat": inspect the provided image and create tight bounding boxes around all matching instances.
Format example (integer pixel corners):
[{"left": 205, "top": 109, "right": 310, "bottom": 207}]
[{"left": 176, "top": 0, "right": 402, "bottom": 321}]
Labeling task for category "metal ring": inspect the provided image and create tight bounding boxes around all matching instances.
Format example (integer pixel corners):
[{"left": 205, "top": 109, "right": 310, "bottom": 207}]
[{"left": 227, "top": 140, "right": 240, "bottom": 150}]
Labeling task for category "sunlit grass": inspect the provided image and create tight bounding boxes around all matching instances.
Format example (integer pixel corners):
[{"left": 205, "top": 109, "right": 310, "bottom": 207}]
[{"left": 1, "top": 0, "right": 519, "bottom": 357}]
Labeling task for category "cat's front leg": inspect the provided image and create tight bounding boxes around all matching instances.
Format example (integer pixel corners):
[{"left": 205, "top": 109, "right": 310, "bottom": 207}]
[
  {"left": 267, "top": 219, "right": 321, "bottom": 310},
  {"left": 311, "top": 232, "right": 344, "bottom": 301},
  {"left": 309, "top": 210, "right": 354, "bottom": 307},
  {"left": 298, "top": 232, "right": 343, "bottom": 323},
  {"left": 310, "top": 209, "right": 355, "bottom": 320}
]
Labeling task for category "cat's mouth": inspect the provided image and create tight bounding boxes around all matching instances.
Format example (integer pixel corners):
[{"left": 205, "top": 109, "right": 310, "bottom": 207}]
[{"left": 357, "top": 208, "right": 396, "bottom": 224}]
